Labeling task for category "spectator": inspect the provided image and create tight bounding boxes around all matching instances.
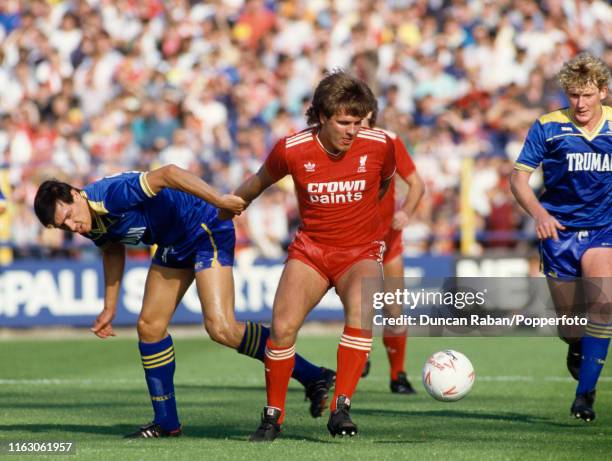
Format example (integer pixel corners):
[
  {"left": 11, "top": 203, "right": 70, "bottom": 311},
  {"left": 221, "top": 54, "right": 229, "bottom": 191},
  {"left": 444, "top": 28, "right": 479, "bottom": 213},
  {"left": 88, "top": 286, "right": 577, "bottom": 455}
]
[{"left": 0, "top": 0, "right": 608, "bottom": 258}]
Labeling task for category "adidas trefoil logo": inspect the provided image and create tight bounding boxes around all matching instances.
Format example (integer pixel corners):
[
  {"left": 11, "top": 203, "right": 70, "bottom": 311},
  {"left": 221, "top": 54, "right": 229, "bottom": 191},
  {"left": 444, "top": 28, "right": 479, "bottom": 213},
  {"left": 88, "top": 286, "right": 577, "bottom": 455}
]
[{"left": 304, "top": 161, "right": 316, "bottom": 172}]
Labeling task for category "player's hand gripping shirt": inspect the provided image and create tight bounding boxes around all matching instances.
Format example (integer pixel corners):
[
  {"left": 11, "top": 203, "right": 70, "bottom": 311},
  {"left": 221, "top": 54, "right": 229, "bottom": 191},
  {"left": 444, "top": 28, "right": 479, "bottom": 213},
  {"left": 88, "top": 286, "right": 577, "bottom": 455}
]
[
  {"left": 81, "top": 172, "right": 229, "bottom": 251},
  {"left": 264, "top": 128, "right": 396, "bottom": 246},
  {"left": 516, "top": 106, "right": 612, "bottom": 228},
  {"left": 377, "top": 130, "right": 417, "bottom": 231}
]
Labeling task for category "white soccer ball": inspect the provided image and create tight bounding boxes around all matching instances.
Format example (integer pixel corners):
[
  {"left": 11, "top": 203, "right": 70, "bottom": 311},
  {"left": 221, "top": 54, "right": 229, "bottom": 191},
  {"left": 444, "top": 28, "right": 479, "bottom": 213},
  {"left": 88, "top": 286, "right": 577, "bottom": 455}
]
[{"left": 422, "top": 350, "right": 475, "bottom": 401}]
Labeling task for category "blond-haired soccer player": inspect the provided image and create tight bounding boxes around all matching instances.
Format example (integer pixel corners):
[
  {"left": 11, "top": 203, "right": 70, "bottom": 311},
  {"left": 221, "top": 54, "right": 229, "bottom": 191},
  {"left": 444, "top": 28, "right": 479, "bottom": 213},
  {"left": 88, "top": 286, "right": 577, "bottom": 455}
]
[{"left": 511, "top": 53, "right": 611, "bottom": 422}]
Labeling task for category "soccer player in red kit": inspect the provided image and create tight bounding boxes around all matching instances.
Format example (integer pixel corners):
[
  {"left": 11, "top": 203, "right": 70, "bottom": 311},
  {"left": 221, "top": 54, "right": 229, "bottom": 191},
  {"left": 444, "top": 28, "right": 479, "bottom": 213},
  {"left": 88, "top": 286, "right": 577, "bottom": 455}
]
[
  {"left": 360, "top": 111, "right": 425, "bottom": 394},
  {"left": 234, "top": 71, "right": 396, "bottom": 441}
]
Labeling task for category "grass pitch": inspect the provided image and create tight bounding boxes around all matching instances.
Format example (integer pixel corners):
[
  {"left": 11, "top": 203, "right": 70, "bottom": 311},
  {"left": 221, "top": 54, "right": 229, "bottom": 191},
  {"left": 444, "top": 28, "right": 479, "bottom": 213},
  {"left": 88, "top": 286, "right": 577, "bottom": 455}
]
[{"left": 1, "top": 333, "right": 610, "bottom": 460}]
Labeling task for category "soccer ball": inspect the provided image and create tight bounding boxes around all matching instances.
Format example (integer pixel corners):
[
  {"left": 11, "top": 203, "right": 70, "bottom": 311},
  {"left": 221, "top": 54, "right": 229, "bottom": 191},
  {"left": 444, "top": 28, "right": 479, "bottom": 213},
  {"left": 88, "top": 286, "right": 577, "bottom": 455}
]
[{"left": 422, "top": 350, "right": 475, "bottom": 402}]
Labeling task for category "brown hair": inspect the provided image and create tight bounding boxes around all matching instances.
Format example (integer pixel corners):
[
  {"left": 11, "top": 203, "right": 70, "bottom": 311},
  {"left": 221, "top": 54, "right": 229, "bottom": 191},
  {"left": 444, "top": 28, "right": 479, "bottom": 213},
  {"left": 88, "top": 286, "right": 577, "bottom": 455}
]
[{"left": 305, "top": 70, "right": 377, "bottom": 125}]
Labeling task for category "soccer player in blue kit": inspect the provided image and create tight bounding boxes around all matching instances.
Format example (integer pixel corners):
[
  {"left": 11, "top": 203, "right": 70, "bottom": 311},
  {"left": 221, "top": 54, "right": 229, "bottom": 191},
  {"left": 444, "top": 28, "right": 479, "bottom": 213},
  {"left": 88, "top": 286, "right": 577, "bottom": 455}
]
[
  {"left": 34, "top": 164, "right": 335, "bottom": 437},
  {"left": 511, "top": 53, "right": 611, "bottom": 421}
]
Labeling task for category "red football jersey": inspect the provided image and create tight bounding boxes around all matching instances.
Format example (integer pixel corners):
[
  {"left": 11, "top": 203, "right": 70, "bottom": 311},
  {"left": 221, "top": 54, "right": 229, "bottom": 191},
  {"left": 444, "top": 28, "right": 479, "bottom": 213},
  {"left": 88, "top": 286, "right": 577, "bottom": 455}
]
[
  {"left": 378, "top": 130, "right": 416, "bottom": 231},
  {"left": 264, "top": 127, "right": 396, "bottom": 246}
]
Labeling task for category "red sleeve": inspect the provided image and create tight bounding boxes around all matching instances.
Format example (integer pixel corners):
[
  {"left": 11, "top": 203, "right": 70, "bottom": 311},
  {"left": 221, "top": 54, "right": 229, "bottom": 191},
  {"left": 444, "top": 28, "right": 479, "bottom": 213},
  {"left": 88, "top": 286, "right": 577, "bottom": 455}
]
[
  {"left": 263, "top": 138, "right": 289, "bottom": 181},
  {"left": 393, "top": 136, "right": 416, "bottom": 180},
  {"left": 381, "top": 134, "right": 396, "bottom": 180}
]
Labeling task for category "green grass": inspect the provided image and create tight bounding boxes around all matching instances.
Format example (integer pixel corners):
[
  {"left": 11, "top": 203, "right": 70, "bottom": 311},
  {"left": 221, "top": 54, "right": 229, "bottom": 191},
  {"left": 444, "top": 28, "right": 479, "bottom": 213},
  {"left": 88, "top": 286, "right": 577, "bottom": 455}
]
[{"left": 0, "top": 335, "right": 610, "bottom": 460}]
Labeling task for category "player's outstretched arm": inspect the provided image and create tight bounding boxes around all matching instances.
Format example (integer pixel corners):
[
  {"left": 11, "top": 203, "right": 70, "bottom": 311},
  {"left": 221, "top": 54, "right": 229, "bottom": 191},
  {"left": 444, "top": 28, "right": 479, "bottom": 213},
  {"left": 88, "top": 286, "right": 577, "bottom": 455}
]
[
  {"left": 510, "top": 169, "right": 565, "bottom": 240},
  {"left": 91, "top": 242, "right": 125, "bottom": 339},
  {"left": 234, "top": 166, "right": 278, "bottom": 207},
  {"left": 392, "top": 171, "right": 425, "bottom": 230},
  {"left": 146, "top": 164, "right": 246, "bottom": 215}
]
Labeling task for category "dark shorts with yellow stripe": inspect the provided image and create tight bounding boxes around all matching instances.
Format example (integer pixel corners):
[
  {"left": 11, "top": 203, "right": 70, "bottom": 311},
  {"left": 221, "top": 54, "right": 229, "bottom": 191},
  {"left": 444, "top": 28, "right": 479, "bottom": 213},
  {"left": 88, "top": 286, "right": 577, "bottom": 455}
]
[
  {"left": 540, "top": 222, "right": 612, "bottom": 279},
  {"left": 152, "top": 216, "right": 236, "bottom": 272}
]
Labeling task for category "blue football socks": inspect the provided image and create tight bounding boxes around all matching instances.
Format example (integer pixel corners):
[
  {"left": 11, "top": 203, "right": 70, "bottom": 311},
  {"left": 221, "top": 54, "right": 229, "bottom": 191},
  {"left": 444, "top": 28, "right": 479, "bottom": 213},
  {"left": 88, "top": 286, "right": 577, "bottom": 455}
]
[
  {"left": 139, "top": 335, "right": 180, "bottom": 431},
  {"left": 237, "top": 321, "right": 323, "bottom": 386},
  {"left": 576, "top": 322, "right": 611, "bottom": 395}
]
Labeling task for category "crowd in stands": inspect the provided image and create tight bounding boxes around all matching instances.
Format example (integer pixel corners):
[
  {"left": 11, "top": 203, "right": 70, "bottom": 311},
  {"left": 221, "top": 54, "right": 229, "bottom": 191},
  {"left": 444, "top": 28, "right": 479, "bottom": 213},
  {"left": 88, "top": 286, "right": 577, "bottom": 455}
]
[{"left": 0, "top": 0, "right": 610, "bottom": 259}]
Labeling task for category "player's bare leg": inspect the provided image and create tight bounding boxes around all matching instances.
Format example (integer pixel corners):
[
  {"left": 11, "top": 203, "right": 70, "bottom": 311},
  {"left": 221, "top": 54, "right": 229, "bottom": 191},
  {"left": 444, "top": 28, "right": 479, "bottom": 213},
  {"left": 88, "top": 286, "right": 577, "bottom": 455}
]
[
  {"left": 250, "top": 259, "right": 329, "bottom": 442},
  {"left": 581, "top": 248, "right": 612, "bottom": 315},
  {"left": 571, "top": 248, "right": 612, "bottom": 421},
  {"left": 327, "top": 259, "right": 381, "bottom": 437},
  {"left": 546, "top": 277, "right": 586, "bottom": 379},
  {"left": 195, "top": 264, "right": 335, "bottom": 421},
  {"left": 127, "top": 264, "right": 194, "bottom": 438},
  {"left": 269, "top": 260, "right": 330, "bottom": 346},
  {"left": 336, "top": 259, "right": 381, "bottom": 328},
  {"left": 195, "top": 265, "right": 243, "bottom": 347},
  {"left": 138, "top": 265, "right": 194, "bottom": 342},
  {"left": 547, "top": 278, "right": 586, "bottom": 342}
]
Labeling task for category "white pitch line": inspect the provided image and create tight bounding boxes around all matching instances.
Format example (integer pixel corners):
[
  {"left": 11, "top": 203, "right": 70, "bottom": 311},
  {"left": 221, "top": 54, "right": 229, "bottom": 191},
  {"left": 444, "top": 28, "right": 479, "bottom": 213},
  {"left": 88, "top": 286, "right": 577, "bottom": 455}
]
[{"left": 0, "top": 376, "right": 610, "bottom": 385}]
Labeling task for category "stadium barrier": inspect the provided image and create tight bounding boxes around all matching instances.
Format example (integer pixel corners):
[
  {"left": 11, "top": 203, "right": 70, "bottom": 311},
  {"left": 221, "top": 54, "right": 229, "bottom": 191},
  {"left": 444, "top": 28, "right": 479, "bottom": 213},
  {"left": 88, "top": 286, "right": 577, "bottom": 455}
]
[{"left": 0, "top": 256, "right": 453, "bottom": 327}]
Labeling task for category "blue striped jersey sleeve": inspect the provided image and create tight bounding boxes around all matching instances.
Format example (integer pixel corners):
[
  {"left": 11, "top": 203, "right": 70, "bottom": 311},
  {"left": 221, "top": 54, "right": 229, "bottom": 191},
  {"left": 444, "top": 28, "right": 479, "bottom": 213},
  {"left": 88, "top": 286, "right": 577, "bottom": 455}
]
[{"left": 516, "top": 121, "right": 546, "bottom": 171}]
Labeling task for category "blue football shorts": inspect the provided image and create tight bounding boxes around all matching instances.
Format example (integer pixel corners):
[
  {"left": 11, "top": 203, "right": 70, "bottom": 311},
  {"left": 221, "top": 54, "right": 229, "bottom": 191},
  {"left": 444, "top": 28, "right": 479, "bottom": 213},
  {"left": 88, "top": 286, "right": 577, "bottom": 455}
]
[
  {"left": 540, "top": 222, "right": 612, "bottom": 279},
  {"left": 152, "top": 216, "right": 235, "bottom": 272}
]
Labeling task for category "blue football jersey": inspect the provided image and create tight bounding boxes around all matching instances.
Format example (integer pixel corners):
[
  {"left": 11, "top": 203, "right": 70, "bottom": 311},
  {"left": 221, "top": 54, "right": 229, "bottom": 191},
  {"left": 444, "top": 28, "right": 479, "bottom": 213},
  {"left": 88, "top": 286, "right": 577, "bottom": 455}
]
[
  {"left": 515, "top": 105, "right": 612, "bottom": 228},
  {"left": 81, "top": 172, "right": 224, "bottom": 251}
]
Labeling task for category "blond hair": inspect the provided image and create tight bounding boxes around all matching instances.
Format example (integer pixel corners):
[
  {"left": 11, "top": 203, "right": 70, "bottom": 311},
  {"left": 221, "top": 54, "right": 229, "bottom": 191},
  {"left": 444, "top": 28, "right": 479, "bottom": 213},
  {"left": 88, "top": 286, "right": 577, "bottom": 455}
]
[{"left": 557, "top": 52, "right": 610, "bottom": 92}]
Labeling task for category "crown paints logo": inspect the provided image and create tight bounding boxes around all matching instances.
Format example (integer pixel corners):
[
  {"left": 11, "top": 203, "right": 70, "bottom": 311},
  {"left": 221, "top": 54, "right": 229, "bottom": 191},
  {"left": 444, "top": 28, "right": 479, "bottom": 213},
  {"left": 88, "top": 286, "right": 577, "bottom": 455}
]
[{"left": 307, "top": 180, "right": 366, "bottom": 204}]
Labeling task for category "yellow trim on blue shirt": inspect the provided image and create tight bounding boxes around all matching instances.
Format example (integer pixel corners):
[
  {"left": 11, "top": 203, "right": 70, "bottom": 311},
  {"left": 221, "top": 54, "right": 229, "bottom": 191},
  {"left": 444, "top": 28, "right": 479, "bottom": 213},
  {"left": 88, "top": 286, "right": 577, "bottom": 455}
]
[
  {"left": 539, "top": 105, "right": 611, "bottom": 142},
  {"left": 140, "top": 172, "right": 156, "bottom": 198},
  {"left": 80, "top": 191, "right": 109, "bottom": 215},
  {"left": 574, "top": 105, "right": 609, "bottom": 140},
  {"left": 514, "top": 162, "right": 535, "bottom": 172},
  {"left": 538, "top": 109, "right": 572, "bottom": 125}
]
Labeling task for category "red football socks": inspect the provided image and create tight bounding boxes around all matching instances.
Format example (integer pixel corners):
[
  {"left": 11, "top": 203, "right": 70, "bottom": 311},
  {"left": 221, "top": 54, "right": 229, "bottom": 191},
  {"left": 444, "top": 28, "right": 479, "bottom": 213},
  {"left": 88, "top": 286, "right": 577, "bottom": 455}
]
[
  {"left": 383, "top": 332, "right": 407, "bottom": 381},
  {"left": 331, "top": 326, "right": 372, "bottom": 411},
  {"left": 264, "top": 339, "right": 295, "bottom": 424}
]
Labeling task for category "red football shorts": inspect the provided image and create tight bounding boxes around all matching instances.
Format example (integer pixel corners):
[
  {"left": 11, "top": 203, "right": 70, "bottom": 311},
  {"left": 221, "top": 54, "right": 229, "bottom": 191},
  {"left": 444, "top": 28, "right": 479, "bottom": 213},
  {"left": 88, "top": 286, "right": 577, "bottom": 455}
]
[
  {"left": 287, "top": 231, "right": 385, "bottom": 286},
  {"left": 383, "top": 228, "right": 403, "bottom": 264}
]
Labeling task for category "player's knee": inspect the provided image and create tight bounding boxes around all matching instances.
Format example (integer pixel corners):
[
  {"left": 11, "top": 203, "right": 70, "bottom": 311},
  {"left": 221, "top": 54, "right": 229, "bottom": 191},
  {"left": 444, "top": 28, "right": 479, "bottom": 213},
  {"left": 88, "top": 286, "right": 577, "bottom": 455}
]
[
  {"left": 383, "top": 304, "right": 402, "bottom": 319},
  {"left": 136, "top": 317, "right": 167, "bottom": 342},
  {"left": 204, "top": 318, "right": 233, "bottom": 346},
  {"left": 270, "top": 320, "right": 298, "bottom": 345}
]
